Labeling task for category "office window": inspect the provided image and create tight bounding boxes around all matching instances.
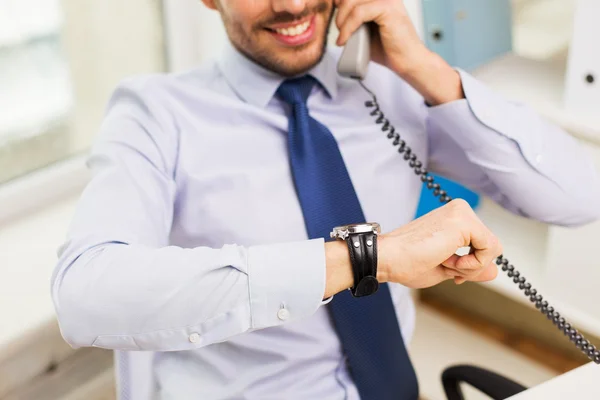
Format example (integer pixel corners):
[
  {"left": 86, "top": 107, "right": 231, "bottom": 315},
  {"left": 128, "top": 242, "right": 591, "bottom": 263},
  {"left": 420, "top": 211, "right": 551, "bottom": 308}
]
[{"left": 0, "top": 0, "right": 166, "bottom": 184}]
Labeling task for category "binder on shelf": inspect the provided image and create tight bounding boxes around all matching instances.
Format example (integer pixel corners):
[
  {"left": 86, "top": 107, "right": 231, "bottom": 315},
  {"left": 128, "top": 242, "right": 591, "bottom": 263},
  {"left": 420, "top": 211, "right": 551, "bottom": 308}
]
[
  {"left": 421, "top": 0, "right": 513, "bottom": 71},
  {"left": 414, "top": 174, "right": 480, "bottom": 219},
  {"left": 564, "top": 0, "right": 600, "bottom": 128}
]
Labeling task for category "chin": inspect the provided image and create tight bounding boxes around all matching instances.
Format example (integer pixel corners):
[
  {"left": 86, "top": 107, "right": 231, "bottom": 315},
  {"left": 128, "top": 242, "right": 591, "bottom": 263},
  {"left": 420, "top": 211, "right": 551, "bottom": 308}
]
[
  {"left": 264, "top": 39, "right": 328, "bottom": 77},
  {"left": 283, "top": 50, "right": 325, "bottom": 75}
]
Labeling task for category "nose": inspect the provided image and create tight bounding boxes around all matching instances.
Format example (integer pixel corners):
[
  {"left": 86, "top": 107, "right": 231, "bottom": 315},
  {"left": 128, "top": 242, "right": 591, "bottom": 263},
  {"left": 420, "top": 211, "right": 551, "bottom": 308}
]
[{"left": 272, "top": 0, "right": 308, "bottom": 14}]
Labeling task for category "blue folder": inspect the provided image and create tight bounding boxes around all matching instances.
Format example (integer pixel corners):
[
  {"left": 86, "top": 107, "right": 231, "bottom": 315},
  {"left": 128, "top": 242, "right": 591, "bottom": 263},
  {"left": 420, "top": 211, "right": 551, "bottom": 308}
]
[
  {"left": 414, "top": 174, "right": 480, "bottom": 218},
  {"left": 421, "top": 0, "right": 513, "bottom": 71}
]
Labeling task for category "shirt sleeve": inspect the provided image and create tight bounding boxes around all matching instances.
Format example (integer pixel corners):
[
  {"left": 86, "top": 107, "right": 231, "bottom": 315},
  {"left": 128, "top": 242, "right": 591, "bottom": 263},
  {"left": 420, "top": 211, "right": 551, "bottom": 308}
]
[
  {"left": 425, "top": 68, "right": 600, "bottom": 227},
  {"left": 50, "top": 78, "right": 328, "bottom": 352}
]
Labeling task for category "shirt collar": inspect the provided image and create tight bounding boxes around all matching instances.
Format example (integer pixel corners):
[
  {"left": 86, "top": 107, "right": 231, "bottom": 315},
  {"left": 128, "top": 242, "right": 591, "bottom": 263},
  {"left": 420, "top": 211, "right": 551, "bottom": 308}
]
[{"left": 216, "top": 38, "right": 338, "bottom": 108}]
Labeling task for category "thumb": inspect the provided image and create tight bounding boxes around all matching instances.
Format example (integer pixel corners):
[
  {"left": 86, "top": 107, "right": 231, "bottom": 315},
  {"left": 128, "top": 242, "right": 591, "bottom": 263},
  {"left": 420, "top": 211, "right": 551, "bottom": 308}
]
[{"left": 442, "top": 253, "right": 485, "bottom": 272}]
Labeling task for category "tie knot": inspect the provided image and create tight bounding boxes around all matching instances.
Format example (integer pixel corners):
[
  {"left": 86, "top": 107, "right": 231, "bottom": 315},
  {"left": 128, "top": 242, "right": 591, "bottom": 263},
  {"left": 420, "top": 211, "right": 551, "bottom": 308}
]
[{"left": 276, "top": 75, "right": 316, "bottom": 106}]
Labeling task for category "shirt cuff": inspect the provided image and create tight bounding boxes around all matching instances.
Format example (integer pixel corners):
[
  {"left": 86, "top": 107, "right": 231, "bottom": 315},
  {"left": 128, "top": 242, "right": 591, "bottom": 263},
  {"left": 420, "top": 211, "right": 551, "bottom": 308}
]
[
  {"left": 247, "top": 238, "right": 328, "bottom": 329},
  {"left": 426, "top": 68, "right": 548, "bottom": 176}
]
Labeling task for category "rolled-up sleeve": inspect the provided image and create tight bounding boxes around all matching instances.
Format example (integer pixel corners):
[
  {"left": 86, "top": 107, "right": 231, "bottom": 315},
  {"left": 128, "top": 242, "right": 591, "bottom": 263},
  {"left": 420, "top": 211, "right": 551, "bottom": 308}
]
[
  {"left": 50, "top": 79, "right": 328, "bottom": 352},
  {"left": 425, "top": 68, "right": 600, "bottom": 227}
]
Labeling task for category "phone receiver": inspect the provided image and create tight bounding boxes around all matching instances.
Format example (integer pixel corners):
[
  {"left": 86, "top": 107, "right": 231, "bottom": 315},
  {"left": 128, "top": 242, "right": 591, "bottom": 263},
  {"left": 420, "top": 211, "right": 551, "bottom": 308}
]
[{"left": 337, "top": 24, "right": 371, "bottom": 80}]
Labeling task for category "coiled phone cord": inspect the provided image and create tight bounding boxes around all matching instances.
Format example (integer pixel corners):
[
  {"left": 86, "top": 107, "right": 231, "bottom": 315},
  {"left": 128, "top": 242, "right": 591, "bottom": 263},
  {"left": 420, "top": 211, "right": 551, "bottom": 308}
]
[{"left": 358, "top": 80, "right": 600, "bottom": 364}]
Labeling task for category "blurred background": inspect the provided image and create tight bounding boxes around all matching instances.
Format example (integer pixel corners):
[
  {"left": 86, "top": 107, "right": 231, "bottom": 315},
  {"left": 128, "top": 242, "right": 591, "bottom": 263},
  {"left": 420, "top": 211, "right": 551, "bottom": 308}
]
[{"left": 0, "top": 0, "right": 599, "bottom": 399}]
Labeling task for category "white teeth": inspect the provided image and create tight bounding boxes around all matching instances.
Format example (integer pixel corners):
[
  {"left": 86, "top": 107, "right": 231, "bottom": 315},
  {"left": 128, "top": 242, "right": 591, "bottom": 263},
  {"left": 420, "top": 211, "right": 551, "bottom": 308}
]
[{"left": 275, "top": 21, "right": 310, "bottom": 37}]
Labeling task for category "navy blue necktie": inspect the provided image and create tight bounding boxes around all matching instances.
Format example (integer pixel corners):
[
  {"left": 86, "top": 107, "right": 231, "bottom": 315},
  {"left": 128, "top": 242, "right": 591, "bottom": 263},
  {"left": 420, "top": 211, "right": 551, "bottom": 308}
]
[{"left": 277, "top": 76, "right": 419, "bottom": 400}]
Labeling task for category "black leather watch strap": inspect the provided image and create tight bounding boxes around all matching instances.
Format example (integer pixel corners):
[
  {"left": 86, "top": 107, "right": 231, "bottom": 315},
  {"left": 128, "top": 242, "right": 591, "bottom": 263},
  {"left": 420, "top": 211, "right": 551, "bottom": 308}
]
[{"left": 345, "top": 231, "right": 379, "bottom": 297}]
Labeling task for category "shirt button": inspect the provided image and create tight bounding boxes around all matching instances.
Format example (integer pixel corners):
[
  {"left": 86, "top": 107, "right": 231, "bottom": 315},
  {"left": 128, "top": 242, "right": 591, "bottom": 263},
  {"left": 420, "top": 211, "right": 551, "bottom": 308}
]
[
  {"left": 536, "top": 154, "right": 543, "bottom": 164},
  {"left": 277, "top": 308, "right": 290, "bottom": 321},
  {"left": 189, "top": 333, "right": 200, "bottom": 343}
]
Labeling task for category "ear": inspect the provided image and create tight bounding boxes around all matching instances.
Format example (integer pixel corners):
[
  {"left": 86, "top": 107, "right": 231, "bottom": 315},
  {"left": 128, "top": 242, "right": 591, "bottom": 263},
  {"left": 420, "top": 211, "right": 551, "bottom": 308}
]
[{"left": 200, "top": 0, "right": 217, "bottom": 10}]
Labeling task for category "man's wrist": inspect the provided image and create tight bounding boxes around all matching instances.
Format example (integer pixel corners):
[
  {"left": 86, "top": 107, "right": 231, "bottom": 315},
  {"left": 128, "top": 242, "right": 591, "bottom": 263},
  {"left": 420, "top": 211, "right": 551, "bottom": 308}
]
[
  {"left": 374, "top": 235, "right": 391, "bottom": 284},
  {"left": 392, "top": 48, "right": 465, "bottom": 106},
  {"left": 324, "top": 240, "right": 354, "bottom": 299},
  {"left": 324, "top": 233, "right": 393, "bottom": 299}
]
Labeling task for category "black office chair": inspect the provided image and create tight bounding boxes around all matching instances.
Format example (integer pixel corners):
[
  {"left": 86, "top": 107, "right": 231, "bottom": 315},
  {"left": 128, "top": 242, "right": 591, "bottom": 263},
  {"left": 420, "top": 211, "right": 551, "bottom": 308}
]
[{"left": 441, "top": 365, "right": 528, "bottom": 400}]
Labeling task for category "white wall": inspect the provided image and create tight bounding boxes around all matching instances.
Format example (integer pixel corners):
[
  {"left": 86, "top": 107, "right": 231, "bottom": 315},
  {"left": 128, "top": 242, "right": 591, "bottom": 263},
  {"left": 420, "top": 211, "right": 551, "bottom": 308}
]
[
  {"left": 163, "top": 0, "right": 227, "bottom": 72},
  {"left": 60, "top": 0, "right": 166, "bottom": 150}
]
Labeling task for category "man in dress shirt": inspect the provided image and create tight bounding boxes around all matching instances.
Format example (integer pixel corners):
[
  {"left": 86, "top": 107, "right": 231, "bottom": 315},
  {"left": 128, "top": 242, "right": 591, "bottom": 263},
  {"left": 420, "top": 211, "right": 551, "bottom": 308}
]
[{"left": 51, "top": 0, "right": 600, "bottom": 399}]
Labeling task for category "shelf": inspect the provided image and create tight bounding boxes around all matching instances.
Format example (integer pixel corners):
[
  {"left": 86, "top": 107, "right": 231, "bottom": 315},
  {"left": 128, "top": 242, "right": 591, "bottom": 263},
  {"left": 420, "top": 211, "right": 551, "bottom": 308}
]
[
  {"left": 471, "top": 52, "right": 600, "bottom": 146},
  {"left": 474, "top": 197, "right": 600, "bottom": 337},
  {"left": 512, "top": 0, "right": 575, "bottom": 60}
]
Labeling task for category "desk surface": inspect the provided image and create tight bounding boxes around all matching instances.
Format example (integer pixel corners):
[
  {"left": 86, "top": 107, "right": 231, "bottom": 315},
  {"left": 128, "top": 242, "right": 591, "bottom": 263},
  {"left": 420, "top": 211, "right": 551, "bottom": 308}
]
[{"left": 508, "top": 362, "right": 600, "bottom": 399}]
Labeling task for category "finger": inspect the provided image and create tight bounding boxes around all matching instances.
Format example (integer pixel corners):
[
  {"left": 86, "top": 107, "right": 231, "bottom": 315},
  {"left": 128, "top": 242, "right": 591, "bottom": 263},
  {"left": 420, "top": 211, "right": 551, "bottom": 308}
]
[
  {"left": 459, "top": 213, "right": 502, "bottom": 271},
  {"left": 406, "top": 265, "right": 457, "bottom": 289},
  {"left": 454, "top": 262, "right": 498, "bottom": 285},
  {"left": 442, "top": 253, "right": 495, "bottom": 284},
  {"left": 449, "top": 253, "right": 489, "bottom": 273},
  {"left": 440, "top": 256, "right": 470, "bottom": 278},
  {"left": 454, "top": 277, "right": 467, "bottom": 285},
  {"left": 467, "top": 262, "right": 499, "bottom": 282},
  {"left": 447, "top": 200, "right": 487, "bottom": 248},
  {"left": 336, "top": 1, "right": 383, "bottom": 46},
  {"left": 464, "top": 210, "right": 503, "bottom": 264},
  {"left": 447, "top": 254, "right": 498, "bottom": 279},
  {"left": 336, "top": 0, "right": 371, "bottom": 31},
  {"left": 424, "top": 265, "right": 459, "bottom": 287},
  {"left": 447, "top": 201, "right": 502, "bottom": 277},
  {"left": 471, "top": 236, "right": 502, "bottom": 273},
  {"left": 442, "top": 253, "right": 481, "bottom": 272},
  {"left": 444, "top": 252, "right": 499, "bottom": 282}
]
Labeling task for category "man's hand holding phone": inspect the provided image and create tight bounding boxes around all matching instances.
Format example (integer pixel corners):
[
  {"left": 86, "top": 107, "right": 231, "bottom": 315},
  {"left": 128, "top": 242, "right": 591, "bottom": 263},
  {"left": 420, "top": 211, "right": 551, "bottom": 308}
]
[
  {"left": 335, "top": 0, "right": 424, "bottom": 74},
  {"left": 334, "top": 0, "right": 465, "bottom": 106}
]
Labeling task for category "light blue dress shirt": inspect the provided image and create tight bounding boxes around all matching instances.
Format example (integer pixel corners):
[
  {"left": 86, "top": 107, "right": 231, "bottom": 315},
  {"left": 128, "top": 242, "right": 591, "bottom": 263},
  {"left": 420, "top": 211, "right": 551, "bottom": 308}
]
[{"left": 51, "top": 38, "right": 600, "bottom": 400}]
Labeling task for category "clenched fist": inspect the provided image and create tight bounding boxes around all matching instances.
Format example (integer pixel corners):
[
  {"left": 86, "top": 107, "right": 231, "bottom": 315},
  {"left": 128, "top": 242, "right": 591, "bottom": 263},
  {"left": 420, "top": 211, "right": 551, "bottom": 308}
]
[
  {"left": 324, "top": 199, "right": 502, "bottom": 297},
  {"left": 378, "top": 199, "right": 501, "bottom": 288}
]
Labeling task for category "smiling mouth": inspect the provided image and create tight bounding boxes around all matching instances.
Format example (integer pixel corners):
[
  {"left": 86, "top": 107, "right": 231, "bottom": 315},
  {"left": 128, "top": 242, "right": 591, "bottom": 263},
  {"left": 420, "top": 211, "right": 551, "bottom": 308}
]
[
  {"left": 267, "top": 20, "right": 312, "bottom": 37},
  {"left": 264, "top": 15, "right": 317, "bottom": 46}
]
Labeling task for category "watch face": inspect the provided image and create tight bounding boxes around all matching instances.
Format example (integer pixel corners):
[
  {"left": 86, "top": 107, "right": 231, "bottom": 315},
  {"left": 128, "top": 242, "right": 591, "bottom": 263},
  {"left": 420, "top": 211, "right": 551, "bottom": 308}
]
[{"left": 330, "top": 223, "right": 380, "bottom": 240}]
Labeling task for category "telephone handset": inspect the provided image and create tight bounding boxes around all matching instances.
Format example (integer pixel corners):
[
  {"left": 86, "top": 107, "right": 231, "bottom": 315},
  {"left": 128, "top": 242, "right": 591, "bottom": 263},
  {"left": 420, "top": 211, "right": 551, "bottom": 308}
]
[
  {"left": 337, "top": 24, "right": 371, "bottom": 80},
  {"left": 339, "top": 24, "right": 600, "bottom": 364}
]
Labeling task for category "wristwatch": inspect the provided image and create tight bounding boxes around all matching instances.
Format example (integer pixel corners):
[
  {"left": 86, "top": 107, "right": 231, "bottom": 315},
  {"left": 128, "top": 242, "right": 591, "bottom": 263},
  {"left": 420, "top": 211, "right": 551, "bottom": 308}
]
[{"left": 330, "top": 222, "right": 381, "bottom": 297}]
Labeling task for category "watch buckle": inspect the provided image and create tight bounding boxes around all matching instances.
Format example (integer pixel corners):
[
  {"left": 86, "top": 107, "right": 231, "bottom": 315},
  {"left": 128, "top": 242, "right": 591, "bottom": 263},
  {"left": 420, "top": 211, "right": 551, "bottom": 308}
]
[{"left": 330, "top": 229, "right": 349, "bottom": 240}]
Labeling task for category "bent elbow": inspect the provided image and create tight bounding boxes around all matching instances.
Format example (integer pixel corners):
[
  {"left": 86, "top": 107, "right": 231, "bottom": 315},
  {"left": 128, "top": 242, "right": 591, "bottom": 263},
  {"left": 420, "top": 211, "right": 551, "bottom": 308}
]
[
  {"left": 548, "top": 188, "right": 600, "bottom": 228},
  {"left": 51, "top": 246, "right": 112, "bottom": 349},
  {"left": 53, "top": 279, "right": 104, "bottom": 349},
  {"left": 570, "top": 163, "right": 600, "bottom": 226},
  {"left": 557, "top": 210, "right": 600, "bottom": 229},
  {"left": 565, "top": 205, "right": 600, "bottom": 228},
  {"left": 565, "top": 177, "right": 600, "bottom": 227}
]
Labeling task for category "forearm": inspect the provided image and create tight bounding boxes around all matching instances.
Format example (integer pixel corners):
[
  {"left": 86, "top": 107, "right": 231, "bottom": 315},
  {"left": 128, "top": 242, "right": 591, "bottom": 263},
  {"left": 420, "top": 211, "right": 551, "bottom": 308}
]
[
  {"left": 52, "top": 238, "right": 328, "bottom": 351},
  {"left": 395, "top": 48, "right": 465, "bottom": 106},
  {"left": 426, "top": 72, "right": 600, "bottom": 227}
]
